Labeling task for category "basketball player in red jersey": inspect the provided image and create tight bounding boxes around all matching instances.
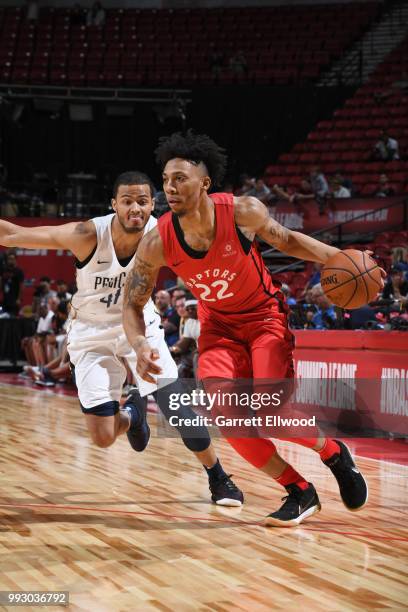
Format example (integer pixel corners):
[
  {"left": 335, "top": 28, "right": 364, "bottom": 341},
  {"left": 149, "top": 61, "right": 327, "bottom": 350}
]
[{"left": 123, "top": 131, "right": 377, "bottom": 526}]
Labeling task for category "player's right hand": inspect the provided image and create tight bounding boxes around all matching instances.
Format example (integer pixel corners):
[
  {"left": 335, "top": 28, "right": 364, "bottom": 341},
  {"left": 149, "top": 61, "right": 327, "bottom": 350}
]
[{"left": 136, "top": 342, "right": 162, "bottom": 384}]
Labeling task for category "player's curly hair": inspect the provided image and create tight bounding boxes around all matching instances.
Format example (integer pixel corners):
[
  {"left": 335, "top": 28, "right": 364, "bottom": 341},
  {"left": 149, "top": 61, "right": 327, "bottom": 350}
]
[{"left": 155, "top": 130, "right": 228, "bottom": 186}]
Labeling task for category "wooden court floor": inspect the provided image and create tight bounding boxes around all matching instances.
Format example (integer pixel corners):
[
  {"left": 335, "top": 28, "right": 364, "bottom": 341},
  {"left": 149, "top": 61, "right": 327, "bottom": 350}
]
[{"left": 0, "top": 381, "right": 407, "bottom": 611}]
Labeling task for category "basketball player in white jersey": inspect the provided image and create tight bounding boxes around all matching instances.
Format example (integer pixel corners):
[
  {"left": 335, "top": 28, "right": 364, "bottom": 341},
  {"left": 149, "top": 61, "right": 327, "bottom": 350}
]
[{"left": 0, "top": 171, "right": 244, "bottom": 506}]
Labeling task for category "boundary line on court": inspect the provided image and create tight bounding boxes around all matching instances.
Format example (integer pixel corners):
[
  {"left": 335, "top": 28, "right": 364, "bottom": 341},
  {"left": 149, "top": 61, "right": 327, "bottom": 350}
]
[{"left": 0, "top": 502, "right": 407, "bottom": 542}]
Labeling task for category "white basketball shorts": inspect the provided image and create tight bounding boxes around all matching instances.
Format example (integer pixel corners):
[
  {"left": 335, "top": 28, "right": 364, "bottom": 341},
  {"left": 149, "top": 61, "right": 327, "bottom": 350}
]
[{"left": 67, "top": 314, "right": 178, "bottom": 409}]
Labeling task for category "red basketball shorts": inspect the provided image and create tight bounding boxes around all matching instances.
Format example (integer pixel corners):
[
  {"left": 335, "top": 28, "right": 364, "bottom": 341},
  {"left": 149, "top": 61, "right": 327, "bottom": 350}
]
[{"left": 198, "top": 305, "right": 295, "bottom": 381}]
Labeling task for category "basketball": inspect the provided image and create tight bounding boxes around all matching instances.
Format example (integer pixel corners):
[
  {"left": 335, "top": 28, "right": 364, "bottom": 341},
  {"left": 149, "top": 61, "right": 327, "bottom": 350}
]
[{"left": 321, "top": 249, "right": 382, "bottom": 309}]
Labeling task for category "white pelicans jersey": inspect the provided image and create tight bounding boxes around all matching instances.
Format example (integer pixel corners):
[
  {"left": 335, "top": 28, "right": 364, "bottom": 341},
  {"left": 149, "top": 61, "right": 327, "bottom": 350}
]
[{"left": 71, "top": 213, "right": 157, "bottom": 325}]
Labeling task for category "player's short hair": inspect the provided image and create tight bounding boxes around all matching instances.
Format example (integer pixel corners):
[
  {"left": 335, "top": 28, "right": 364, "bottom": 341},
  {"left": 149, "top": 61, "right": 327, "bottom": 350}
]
[
  {"left": 155, "top": 130, "right": 228, "bottom": 186},
  {"left": 113, "top": 171, "right": 155, "bottom": 198}
]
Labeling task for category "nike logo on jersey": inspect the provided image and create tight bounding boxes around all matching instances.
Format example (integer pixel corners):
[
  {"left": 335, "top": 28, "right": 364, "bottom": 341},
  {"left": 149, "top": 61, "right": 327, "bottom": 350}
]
[
  {"left": 97, "top": 260, "right": 110, "bottom": 264},
  {"left": 172, "top": 261, "right": 183, "bottom": 267}
]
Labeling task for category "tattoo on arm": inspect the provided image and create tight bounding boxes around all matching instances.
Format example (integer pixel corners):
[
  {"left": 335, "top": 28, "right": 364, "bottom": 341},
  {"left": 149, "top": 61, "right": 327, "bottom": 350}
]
[
  {"left": 269, "top": 221, "right": 289, "bottom": 245},
  {"left": 259, "top": 218, "right": 290, "bottom": 249},
  {"left": 125, "top": 255, "right": 156, "bottom": 309}
]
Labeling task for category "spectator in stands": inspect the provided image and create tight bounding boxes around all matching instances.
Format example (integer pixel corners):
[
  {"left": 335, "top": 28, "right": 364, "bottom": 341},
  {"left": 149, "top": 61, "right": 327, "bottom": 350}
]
[
  {"left": 36, "top": 303, "right": 54, "bottom": 334},
  {"left": 303, "top": 286, "right": 315, "bottom": 305},
  {"left": 235, "top": 174, "right": 255, "bottom": 197},
  {"left": 373, "top": 131, "right": 400, "bottom": 161},
  {"left": 170, "top": 299, "right": 200, "bottom": 379},
  {"left": 22, "top": 303, "right": 54, "bottom": 368},
  {"left": 174, "top": 294, "right": 188, "bottom": 336},
  {"left": 48, "top": 295, "right": 60, "bottom": 314},
  {"left": 46, "top": 300, "right": 69, "bottom": 362},
  {"left": 330, "top": 177, "right": 351, "bottom": 199},
  {"left": 382, "top": 266, "right": 408, "bottom": 305},
  {"left": 32, "top": 277, "right": 57, "bottom": 318},
  {"left": 154, "top": 289, "right": 179, "bottom": 346},
  {"left": 0, "top": 251, "right": 24, "bottom": 316},
  {"left": 374, "top": 173, "right": 396, "bottom": 198},
  {"left": 310, "top": 166, "right": 329, "bottom": 214},
  {"left": 170, "top": 287, "right": 186, "bottom": 309},
  {"left": 292, "top": 178, "right": 314, "bottom": 203},
  {"left": 303, "top": 309, "right": 317, "bottom": 329},
  {"left": 25, "top": 340, "right": 71, "bottom": 387},
  {"left": 25, "top": 0, "right": 39, "bottom": 22},
  {"left": 87, "top": 1, "right": 105, "bottom": 27},
  {"left": 392, "top": 247, "right": 408, "bottom": 272},
  {"left": 334, "top": 170, "right": 354, "bottom": 195},
  {"left": 310, "top": 284, "right": 337, "bottom": 329},
  {"left": 245, "top": 178, "right": 273, "bottom": 205},
  {"left": 271, "top": 183, "right": 291, "bottom": 202},
  {"left": 281, "top": 283, "right": 297, "bottom": 306},
  {"left": 229, "top": 51, "right": 248, "bottom": 76},
  {"left": 56, "top": 280, "right": 72, "bottom": 302},
  {"left": 273, "top": 179, "right": 314, "bottom": 217},
  {"left": 345, "top": 305, "right": 380, "bottom": 330}
]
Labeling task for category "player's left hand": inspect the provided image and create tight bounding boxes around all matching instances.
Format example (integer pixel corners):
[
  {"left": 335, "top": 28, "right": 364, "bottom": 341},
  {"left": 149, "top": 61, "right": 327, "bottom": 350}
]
[{"left": 136, "top": 342, "right": 163, "bottom": 384}]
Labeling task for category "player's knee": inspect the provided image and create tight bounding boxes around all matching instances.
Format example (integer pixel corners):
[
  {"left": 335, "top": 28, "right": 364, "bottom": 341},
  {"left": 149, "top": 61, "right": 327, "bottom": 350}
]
[
  {"left": 91, "top": 430, "right": 115, "bottom": 448},
  {"left": 182, "top": 436, "right": 211, "bottom": 453},
  {"left": 81, "top": 401, "right": 119, "bottom": 447}
]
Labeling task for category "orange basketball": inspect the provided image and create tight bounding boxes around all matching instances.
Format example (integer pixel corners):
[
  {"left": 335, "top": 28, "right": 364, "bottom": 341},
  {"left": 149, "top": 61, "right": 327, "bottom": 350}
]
[{"left": 321, "top": 249, "right": 382, "bottom": 309}]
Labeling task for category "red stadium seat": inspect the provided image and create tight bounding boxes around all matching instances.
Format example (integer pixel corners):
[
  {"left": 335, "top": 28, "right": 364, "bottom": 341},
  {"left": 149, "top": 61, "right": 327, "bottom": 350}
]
[
  {"left": 0, "top": 3, "right": 381, "bottom": 89},
  {"left": 360, "top": 183, "right": 377, "bottom": 196}
]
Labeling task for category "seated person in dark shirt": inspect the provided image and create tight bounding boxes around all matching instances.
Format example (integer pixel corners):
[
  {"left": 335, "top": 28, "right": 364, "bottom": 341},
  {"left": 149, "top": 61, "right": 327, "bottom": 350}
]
[
  {"left": 154, "top": 289, "right": 180, "bottom": 346},
  {"left": 382, "top": 266, "right": 408, "bottom": 306},
  {"left": 346, "top": 305, "right": 379, "bottom": 329},
  {"left": 374, "top": 174, "right": 396, "bottom": 198},
  {"left": 0, "top": 251, "right": 24, "bottom": 315}
]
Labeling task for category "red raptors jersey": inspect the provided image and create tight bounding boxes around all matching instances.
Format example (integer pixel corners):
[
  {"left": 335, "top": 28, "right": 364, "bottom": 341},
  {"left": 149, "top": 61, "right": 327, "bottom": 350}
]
[{"left": 158, "top": 192, "right": 281, "bottom": 320}]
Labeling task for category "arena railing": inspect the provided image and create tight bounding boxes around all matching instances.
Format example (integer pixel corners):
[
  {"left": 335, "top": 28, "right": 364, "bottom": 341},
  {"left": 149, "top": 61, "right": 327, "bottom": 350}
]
[{"left": 267, "top": 196, "right": 408, "bottom": 275}]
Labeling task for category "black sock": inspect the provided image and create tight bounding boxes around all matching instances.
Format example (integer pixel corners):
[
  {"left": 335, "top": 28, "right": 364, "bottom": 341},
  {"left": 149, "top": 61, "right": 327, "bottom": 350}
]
[{"left": 204, "top": 458, "right": 227, "bottom": 481}]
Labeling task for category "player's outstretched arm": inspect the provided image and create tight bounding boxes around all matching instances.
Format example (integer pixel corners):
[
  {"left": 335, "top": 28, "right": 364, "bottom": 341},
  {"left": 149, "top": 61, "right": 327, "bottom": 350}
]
[
  {"left": 234, "top": 196, "right": 339, "bottom": 264},
  {"left": 123, "top": 227, "right": 166, "bottom": 384},
  {"left": 0, "top": 219, "right": 96, "bottom": 261}
]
